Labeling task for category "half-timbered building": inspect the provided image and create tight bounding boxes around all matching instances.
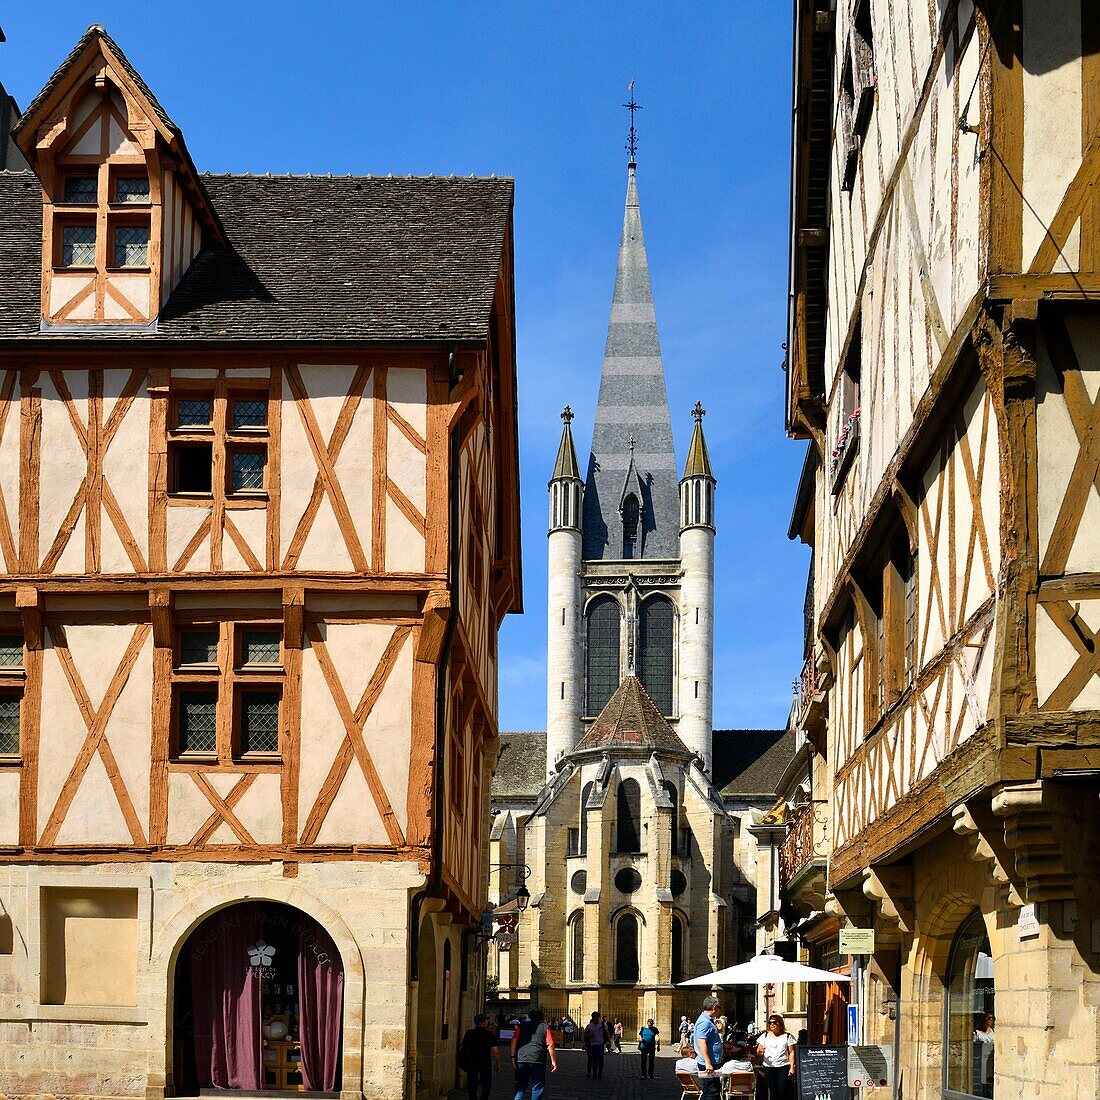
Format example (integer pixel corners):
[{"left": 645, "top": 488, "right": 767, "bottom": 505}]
[
  {"left": 783, "top": 1, "right": 1100, "bottom": 1097},
  {"left": 0, "top": 26, "right": 520, "bottom": 1100}
]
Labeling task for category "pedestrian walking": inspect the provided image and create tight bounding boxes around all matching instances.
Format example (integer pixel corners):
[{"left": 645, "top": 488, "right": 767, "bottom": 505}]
[
  {"left": 678, "top": 1015, "right": 691, "bottom": 1047},
  {"left": 510, "top": 1008, "right": 557, "bottom": 1100},
  {"left": 613, "top": 1018, "right": 623, "bottom": 1053},
  {"left": 582, "top": 1011, "right": 611, "bottom": 1080},
  {"left": 459, "top": 1013, "right": 501, "bottom": 1100},
  {"left": 693, "top": 995, "right": 725, "bottom": 1100},
  {"left": 756, "top": 1013, "right": 796, "bottom": 1100},
  {"left": 638, "top": 1018, "right": 660, "bottom": 1079}
]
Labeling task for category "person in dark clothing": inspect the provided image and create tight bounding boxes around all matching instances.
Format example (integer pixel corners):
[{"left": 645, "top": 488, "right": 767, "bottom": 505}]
[
  {"left": 459, "top": 1014, "right": 500, "bottom": 1100},
  {"left": 638, "top": 1018, "right": 660, "bottom": 1079}
]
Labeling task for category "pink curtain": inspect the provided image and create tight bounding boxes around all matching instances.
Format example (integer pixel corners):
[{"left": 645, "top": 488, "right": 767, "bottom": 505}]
[
  {"left": 190, "top": 905, "right": 263, "bottom": 1090},
  {"left": 298, "top": 916, "right": 344, "bottom": 1091}
]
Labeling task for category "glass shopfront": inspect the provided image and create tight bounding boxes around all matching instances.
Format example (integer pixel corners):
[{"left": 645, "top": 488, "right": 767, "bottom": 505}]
[{"left": 943, "top": 910, "right": 994, "bottom": 1099}]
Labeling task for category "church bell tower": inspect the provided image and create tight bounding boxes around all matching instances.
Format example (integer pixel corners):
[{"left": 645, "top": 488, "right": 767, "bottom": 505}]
[{"left": 544, "top": 142, "right": 717, "bottom": 780}]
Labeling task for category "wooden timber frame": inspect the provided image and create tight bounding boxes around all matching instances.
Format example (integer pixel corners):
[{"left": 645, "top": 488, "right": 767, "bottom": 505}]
[
  {"left": 790, "top": 0, "right": 1100, "bottom": 892},
  {"left": 0, "top": 324, "right": 521, "bottom": 927}
]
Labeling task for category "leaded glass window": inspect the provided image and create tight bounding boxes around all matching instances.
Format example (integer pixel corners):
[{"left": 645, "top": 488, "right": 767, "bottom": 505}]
[
  {"left": 616, "top": 778, "right": 641, "bottom": 854},
  {"left": 0, "top": 695, "right": 19, "bottom": 755},
  {"left": 232, "top": 399, "right": 268, "bottom": 430},
  {"left": 176, "top": 399, "right": 213, "bottom": 428},
  {"left": 179, "top": 630, "right": 218, "bottom": 666},
  {"left": 639, "top": 596, "right": 675, "bottom": 716},
  {"left": 240, "top": 690, "right": 280, "bottom": 754},
  {"left": 241, "top": 630, "right": 280, "bottom": 666},
  {"left": 944, "top": 910, "right": 995, "bottom": 1099},
  {"left": 115, "top": 176, "right": 150, "bottom": 203},
  {"left": 61, "top": 224, "right": 96, "bottom": 267},
  {"left": 615, "top": 913, "right": 639, "bottom": 982},
  {"left": 586, "top": 596, "right": 620, "bottom": 715},
  {"left": 63, "top": 176, "right": 97, "bottom": 203},
  {"left": 0, "top": 636, "right": 23, "bottom": 668},
  {"left": 231, "top": 450, "right": 265, "bottom": 492},
  {"left": 178, "top": 690, "right": 218, "bottom": 754},
  {"left": 113, "top": 224, "right": 149, "bottom": 268},
  {"left": 622, "top": 494, "right": 640, "bottom": 558}
]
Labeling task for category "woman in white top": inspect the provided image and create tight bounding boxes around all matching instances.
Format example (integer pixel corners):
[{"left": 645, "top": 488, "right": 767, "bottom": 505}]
[{"left": 756, "top": 1013, "right": 796, "bottom": 1100}]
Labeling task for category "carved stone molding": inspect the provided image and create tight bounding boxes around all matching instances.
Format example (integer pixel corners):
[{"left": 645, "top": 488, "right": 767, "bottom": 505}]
[
  {"left": 862, "top": 866, "right": 914, "bottom": 934},
  {"left": 991, "top": 782, "right": 1076, "bottom": 904},
  {"left": 951, "top": 804, "right": 1022, "bottom": 905}
]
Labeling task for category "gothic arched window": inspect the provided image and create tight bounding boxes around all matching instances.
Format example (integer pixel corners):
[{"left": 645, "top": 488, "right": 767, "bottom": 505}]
[
  {"left": 622, "top": 494, "right": 640, "bottom": 558},
  {"left": 586, "top": 596, "right": 621, "bottom": 715},
  {"left": 569, "top": 910, "right": 585, "bottom": 982},
  {"left": 615, "top": 912, "right": 640, "bottom": 982},
  {"left": 671, "top": 912, "right": 686, "bottom": 985},
  {"left": 640, "top": 596, "right": 675, "bottom": 716},
  {"left": 616, "top": 778, "right": 642, "bottom": 854}
]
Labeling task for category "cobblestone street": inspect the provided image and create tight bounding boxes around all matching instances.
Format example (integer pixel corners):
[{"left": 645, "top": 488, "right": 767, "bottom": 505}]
[{"left": 451, "top": 1046, "right": 687, "bottom": 1100}]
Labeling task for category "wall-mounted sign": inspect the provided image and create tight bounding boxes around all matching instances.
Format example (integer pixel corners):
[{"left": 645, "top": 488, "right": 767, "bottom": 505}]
[
  {"left": 839, "top": 927, "right": 875, "bottom": 955},
  {"left": 847, "top": 1045, "right": 892, "bottom": 1088},
  {"left": 1018, "top": 903, "right": 1040, "bottom": 939},
  {"left": 846, "top": 1004, "right": 859, "bottom": 1046}
]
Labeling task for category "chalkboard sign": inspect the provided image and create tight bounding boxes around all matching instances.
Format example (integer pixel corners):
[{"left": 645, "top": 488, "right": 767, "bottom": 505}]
[{"left": 795, "top": 1045, "right": 851, "bottom": 1100}]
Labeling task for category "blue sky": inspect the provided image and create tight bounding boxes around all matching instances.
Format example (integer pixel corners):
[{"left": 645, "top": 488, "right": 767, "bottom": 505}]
[{"left": 2, "top": 3, "right": 809, "bottom": 733}]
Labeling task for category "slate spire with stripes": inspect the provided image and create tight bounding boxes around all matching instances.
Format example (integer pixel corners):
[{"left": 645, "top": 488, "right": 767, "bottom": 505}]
[{"left": 582, "top": 163, "right": 679, "bottom": 560}]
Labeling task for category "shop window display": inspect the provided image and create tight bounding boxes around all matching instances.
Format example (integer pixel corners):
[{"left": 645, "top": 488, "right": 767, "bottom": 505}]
[{"left": 943, "top": 909, "right": 994, "bottom": 1099}]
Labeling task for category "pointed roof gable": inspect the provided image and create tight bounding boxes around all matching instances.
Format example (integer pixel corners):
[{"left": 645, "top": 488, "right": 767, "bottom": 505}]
[
  {"left": 582, "top": 164, "right": 679, "bottom": 561},
  {"left": 13, "top": 24, "right": 224, "bottom": 241},
  {"left": 551, "top": 408, "right": 581, "bottom": 481},
  {"left": 572, "top": 675, "right": 692, "bottom": 758}
]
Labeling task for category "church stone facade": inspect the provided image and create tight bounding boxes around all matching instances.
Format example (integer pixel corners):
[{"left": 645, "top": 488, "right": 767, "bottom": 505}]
[{"left": 489, "top": 160, "right": 790, "bottom": 1033}]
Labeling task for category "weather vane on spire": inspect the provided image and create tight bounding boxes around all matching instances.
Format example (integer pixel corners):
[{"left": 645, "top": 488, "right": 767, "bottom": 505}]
[{"left": 624, "top": 81, "right": 641, "bottom": 164}]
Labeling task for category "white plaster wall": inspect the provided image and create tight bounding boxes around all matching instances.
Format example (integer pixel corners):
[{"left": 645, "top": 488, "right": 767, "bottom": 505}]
[{"left": 1022, "top": 0, "right": 1082, "bottom": 271}]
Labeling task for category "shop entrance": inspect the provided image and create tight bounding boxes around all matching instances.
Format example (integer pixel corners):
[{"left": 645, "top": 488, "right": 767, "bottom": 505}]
[{"left": 174, "top": 901, "right": 344, "bottom": 1094}]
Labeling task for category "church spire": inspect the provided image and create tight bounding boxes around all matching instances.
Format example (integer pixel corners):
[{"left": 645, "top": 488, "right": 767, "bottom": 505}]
[{"left": 582, "top": 158, "right": 679, "bottom": 560}]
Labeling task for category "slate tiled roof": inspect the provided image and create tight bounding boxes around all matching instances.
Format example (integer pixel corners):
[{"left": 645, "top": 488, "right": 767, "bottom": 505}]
[
  {"left": 493, "top": 733, "right": 547, "bottom": 799},
  {"left": 0, "top": 170, "right": 513, "bottom": 343},
  {"left": 573, "top": 675, "right": 692, "bottom": 757},
  {"left": 712, "top": 728, "right": 795, "bottom": 798}
]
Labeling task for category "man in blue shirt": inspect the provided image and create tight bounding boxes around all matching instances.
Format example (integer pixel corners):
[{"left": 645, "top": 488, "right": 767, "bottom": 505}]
[{"left": 693, "top": 996, "right": 725, "bottom": 1099}]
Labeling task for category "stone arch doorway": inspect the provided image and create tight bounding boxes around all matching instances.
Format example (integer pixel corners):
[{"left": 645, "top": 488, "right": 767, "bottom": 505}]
[{"left": 173, "top": 900, "right": 344, "bottom": 1094}]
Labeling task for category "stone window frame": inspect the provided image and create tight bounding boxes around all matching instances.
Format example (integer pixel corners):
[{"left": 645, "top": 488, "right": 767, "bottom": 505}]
[{"left": 27, "top": 872, "right": 152, "bottom": 1024}]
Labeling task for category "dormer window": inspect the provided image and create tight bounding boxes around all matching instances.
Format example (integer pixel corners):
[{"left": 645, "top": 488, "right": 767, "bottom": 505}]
[
  {"left": 63, "top": 176, "right": 97, "bottom": 204},
  {"left": 58, "top": 223, "right": 96, "bottom": 268},
  {"left": 113, "top": 174, "right": 150, "bottom": 204},
  {"left": 112, "top": 223, "right": 149, "bottom": 269}
]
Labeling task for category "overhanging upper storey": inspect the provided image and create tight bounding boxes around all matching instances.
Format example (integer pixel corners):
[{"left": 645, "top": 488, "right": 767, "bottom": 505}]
[{"left": 12, "top": 24, "right": 224, "bottom": 329}]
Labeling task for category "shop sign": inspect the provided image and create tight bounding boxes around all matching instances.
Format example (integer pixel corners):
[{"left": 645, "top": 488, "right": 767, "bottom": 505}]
[
  {"left": 794, "top": 1045, "right": 849, "bottom": 1100},
  {"left": 247, "top": 939, "right": 277, "bottom": 978},
  {"left": 496, "top": 932, "right": 517, "bottom": 947},
  {"left": 839, "top": 927, "right": 875, "bottom": 955},
  {"left": 847, "top": 1044, "right": 892, "bottom": 1088}
]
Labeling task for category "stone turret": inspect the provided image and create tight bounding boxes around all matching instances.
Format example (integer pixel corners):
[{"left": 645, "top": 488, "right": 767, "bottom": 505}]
[
  {"left": 678, "top": 402, "right": 716, "bottom": 772},
  {"left": 546, "top": 407, "right": 583, "bottom": 778}
]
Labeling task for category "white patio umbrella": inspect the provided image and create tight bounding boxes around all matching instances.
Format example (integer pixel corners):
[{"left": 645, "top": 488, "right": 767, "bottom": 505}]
[{"left": 679, "top": 953, "right": 851, "bottom": 986}]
